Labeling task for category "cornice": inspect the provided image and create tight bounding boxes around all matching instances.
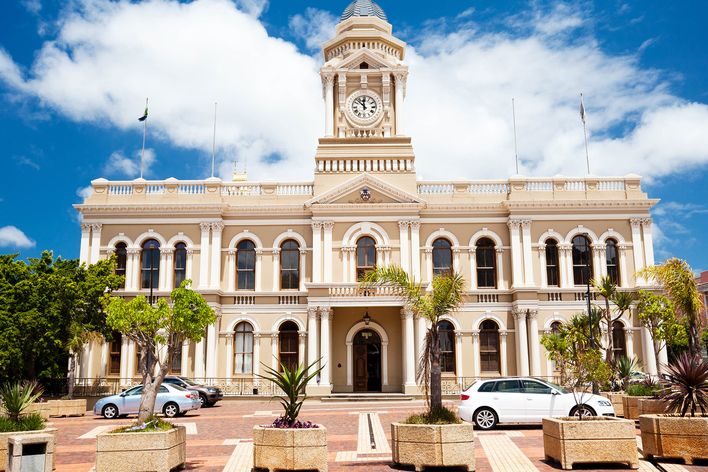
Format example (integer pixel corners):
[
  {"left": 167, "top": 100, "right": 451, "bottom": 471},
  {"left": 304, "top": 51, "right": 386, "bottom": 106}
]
[{"left": 504, "top": 199, "right": 658, "bottom": 210}]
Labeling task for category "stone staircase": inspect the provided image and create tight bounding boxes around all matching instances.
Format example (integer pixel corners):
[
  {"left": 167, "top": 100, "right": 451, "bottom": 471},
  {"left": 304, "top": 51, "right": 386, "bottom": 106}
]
[{"left": 320, "top": 393, "right": 415, "bottom": 402}]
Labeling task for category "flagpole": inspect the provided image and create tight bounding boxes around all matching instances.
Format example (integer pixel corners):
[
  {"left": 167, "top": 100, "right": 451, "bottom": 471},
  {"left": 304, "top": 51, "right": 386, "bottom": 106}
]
[
  {"left": 140, "top": 97, "right": 148, "bottom": 179},
  {"left": 581, "top": 93, "right": 590, "bottom": 175},
  {"left": 512, "top": 97, "right": 519, "bottom": 174},
  {"left": 211, "top": 102, "right": 217, "bottom": 178}
]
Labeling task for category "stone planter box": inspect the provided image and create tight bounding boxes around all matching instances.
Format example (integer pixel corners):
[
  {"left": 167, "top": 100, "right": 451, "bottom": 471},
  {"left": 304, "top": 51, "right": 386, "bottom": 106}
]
[
  {"left": 95, "top": 424, "right": 186, "bottom": 472},
  {"left": 253, "top": 425, "right": 327, "bottom": 472},
  {"left": 0, "top": 428, "right": 57, "bottom": 472},
  {"left": 623, "top": 395, "right": 654, "bottom": 420},
  {"left": 640, "top": 414, "right": 708, "bottom": 465},
  {"left": 391, "top": 422, "right": 475, "bottom": 472},
  {"left": 637, "top": 398, "right": 669, "bottom": 416},
  {"left": 25, "top": 403, "right": 51, "bottom": 420},
  {"left": 601, "top": 392, "right": 626, "bottom": 417},
  {"left": 543, "top": 417, "right": 639, "bottom": 470}
]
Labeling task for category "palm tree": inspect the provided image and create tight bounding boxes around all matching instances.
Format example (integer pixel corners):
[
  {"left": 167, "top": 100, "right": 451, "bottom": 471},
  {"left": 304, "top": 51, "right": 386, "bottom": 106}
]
[
  {"left": 641, "top": 259, "right": 704, "bottom": 356},
  {"left": 362, "top": 266, "right": 464, "bottom": 412}
]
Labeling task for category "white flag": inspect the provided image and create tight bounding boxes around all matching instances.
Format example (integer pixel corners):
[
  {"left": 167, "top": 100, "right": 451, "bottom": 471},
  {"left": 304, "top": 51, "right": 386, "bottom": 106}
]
[{"left": 580, "top": 94, "right": 586, "bottom": 124}]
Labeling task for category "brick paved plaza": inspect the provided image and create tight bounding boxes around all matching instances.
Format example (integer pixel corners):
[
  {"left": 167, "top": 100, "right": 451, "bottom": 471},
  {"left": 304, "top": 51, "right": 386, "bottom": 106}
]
[{"left": 49, "top": 399, "right": 705, "bottom": 472}]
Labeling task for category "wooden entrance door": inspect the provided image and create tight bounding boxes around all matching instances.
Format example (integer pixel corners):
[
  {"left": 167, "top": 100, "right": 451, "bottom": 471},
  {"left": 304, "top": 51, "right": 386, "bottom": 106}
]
[
  {"left": 354, "top": 344, "right": 368, "bottom": 392},
  {"left": 353, "top": 329, "right": 382, "bottom": 392}
]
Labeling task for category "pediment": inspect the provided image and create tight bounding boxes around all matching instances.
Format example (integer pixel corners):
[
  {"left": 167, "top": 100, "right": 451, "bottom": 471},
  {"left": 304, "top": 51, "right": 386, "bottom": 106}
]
[
  {"left": 338, "top": 49, "right": 396, "bottom": 70},
  {"left": 305, "top": 173, "right": 424, "bottom": 207}
]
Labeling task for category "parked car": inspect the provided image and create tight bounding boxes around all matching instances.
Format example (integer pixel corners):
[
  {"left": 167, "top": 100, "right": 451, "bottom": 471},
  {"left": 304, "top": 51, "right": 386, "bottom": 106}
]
[
  {"left": 458, "top": 377, "right": 615, "bottom": 430},
  {"left": 163, "top": 376, "right": 224, "bottom": 407},
  {"left": 93, "top": 383, "right": 201, "bottom": 419}
]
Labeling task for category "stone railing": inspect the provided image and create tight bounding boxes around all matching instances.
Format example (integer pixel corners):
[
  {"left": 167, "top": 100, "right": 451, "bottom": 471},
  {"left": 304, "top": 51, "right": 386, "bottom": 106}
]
[
  {"left": 316, "top": 157, "right": 414, "bottom": 173},
  {"left": 328, "top": 284, "right": 401, "bottom": 297}
]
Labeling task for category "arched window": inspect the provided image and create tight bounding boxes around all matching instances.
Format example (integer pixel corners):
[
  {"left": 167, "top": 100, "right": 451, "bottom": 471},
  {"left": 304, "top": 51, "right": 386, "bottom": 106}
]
[
  {"left": 550, "top": 321, "right": 563, "bottom": 333},
  {"left": 236, "top": 240, "right": 256, "bottom": 290},
  {"left": 606, "top": 239, "right": 620, "bottom": 285},
  {"left": 174, "top": 242, "right": 187, "bottom": 288},
  {"left": 572, "top": 235, "right": 593, "bottom": 286},
  {"left": 278, "top": 321, "right": 299, "bottom": 372},
  {"left": 280, "top": 240, "right": 300, "bottom": 290},
  {"left": 545, "top": 239, "right": 560, "bottom": 287},
  {"left": 432, "top": 238, "right": 453, "bottom": 276},
  {"left": 356, "top": 236, "right": 376, "bottom": 281},
  {"left": 476, "top": 238, "right": 497, "bottom": 288},
  {"left": 234, "top": 322, "right": 254, "bottom": 374},
  {"left": 438, "top": 320, "right": 456, "bottom": 373},
  {"left": 115, "top": 242, "right": 127, "bottom": 288},
  {"left": 169, "top": 333, "right": 182, "bottom": 374},
  {"left": 109, "top": 332, "right": 122, "bottom": 375},
  {"left": 480, "top": 320, "right": 500, "bottom": 373},
  {"left": 612, "top": 321, "right": 627, "bottom": 359},
  {"left": 141, "top": 239, "right": 160, "bottom": 290}
]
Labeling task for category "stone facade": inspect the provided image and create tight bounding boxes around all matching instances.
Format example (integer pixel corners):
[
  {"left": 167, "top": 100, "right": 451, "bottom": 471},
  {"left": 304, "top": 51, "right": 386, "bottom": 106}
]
[{"left": 74, "top": 1, "right": 661, "bottom": 396}]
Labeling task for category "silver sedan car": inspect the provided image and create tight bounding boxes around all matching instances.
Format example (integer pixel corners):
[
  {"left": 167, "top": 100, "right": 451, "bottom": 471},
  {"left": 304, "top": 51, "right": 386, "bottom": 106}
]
[{"left": 93, "top": 383, "right": 201, "bottom": 419}]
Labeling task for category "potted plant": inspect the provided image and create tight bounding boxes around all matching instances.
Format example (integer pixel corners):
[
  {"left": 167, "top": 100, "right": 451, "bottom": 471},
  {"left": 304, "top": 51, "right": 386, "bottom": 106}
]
[
  {"left": 363, "top": 267, "right": 475, "bottom": 472},
  {"left": 640, "top": 353, "right": 708, "bottom": 465},
  {"left": 623, "top": 378, "right": 664, "bottom": 420},
  {"left": 602, "top": 356, "right": 641, "bottom": 417},
  {"left": 95, "top": 280, "right": 215, "bottom": 472},
  {"left": 541, "top": 345, "right": 639, "bottom": 470},
  {"left": 0, "top": 381, "right": 57, "bottom": 471},
  {"left": 253, "top": 360, "right": 326, "bottom": 472}
]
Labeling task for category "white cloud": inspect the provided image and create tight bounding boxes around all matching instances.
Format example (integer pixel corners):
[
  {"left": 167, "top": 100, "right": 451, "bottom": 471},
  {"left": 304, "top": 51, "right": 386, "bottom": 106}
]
[
  {"left": 14, "top": 155, "right": 40, "bottom": 170},
  {"left": 76, "top": 185, "right": 93, "bottom": 199},
  {"left": 104, "top": 149, "right": 156, "bottom": 178},
  {"left": 21, "top": 0, "right": 42, "bottom": 15},
  {"left": 0, "top": 0, "right": 707, "bottom": 183},
  {"left": 0, "top": 226, "right": 36, "bottom": 248},
  {"left": 289, "top": 7, "right": 338, "bottom": 53}
]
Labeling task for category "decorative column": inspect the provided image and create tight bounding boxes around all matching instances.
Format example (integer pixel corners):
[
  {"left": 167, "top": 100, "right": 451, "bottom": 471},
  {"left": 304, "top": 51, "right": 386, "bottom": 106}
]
[
  {"left": 641, "top": 327, "right": 657, "bottom": 375},
  {"left": 307, "top": 307, "right": 319, "bottom": 386},
  {"left": 657, "top": 342, "right": 668, "bottom": 374},
  {"left": 319, "top": 307, "right": 332, "bottom": 387},
  {"left": 618, "top": 244, "right": 629, "bottom": 287},
  {"left": 311, "top": 222, "right": 323, "bottom": 283},
  {"left": 205, "top": 314, "right": 218, "bottom": 379},
  {"left": 90, "top": 223, "right": 102, "bottom": 264},
  {"left": 298, "top": 331, "right": 307, "bottom": 365},
  {"left": 641, "top": 218, "right": 655, "bottom": 268},
  {"left": 346, "top": 341, "right": 353, "bottom": 387},
  {"left": 507, "top": 220, "right": 524, "bottom": 288},
  {"left": 271, "top": 333, "right": 279, "bottom": 371},
  {"left": 79, "top": 224, "right": 91, "bottom": 264},
  {"left": 119, "top": 336, "right": 129, "bottom": 385},
  {"left": 160, "top": 248, "right": 173, "bottom": 291},
  {"left": 521, "top": 220, "right": 534, "bottom": 286},
  {"left": 180, "top": 341, "right": 189, "bottom": 377},
  {"left": 398, "top": 221, "right": 410, "bottom": 274},
  {"left": 471, "top": 330, "right": 481, "bottom": 378},
  {"left": 401, "top": 309, "right": 416, "bottom": 387},
  {"left": 394, "top": 73, "right": 407, "bottom": 134},
  {"left": 252, "top": 333, "right": 261, "bottom": 377},
  {"left": 454, "top": 330, "right": 463, "bottom": 382},
  {"left": 299, "top": 248, "right": 308, "bottom": 291},
  {"left": 592, "top": 243, "right": 605, "bottom": 280},
  {"left": 453, "top": 247, "right": 462, "bottom": 275},
  {"left": 630, "top": 219, "right": 645, "bottom": 285},
  {"left": 495, "top": 247, "right": 506, "bottom": 289},
  {"left": 225, "top": 334, "right": 233, "bottom": 381},
  {"left": 186, "top": 249, "right": 194, "bottom": 282},
  {"left": 538, "top": 244, "right": 547, "bottom": 287},
  {"left": 624, "top": 328, "right": 635, "bottom": 360},
  {"left": 382, "top": 341, "right": 389, "bottom": 386},
  {"left": 499, "top": 330, "right": 508, "bottom": 376},
  {"left": 199, "top": 222, "right": 211, "bottom": 289},
  {"left": 126, "top": 249, "right": 140, "bottom": 291},
  {"left": 560, "top": 244, "right": 573, "bottom": 287},
  {"left": 544, "top": 329, "right": 555, "bottom": 381},
  {"left": 323, "top": 221, "right": 334, "bottom": 283},
  {"left": 469, "top": 248, "right": 477, "bottom": 289},
  {"left": 513, "top": 310, "right": 530, "bottom": 376},
  {"left": 272, "top": 248, "right": 280, "bottom": 291},
  {"left": 423, "top": 248, "right": 433, "bottom": 283},
  {"left": 255, "top": 249, "right": 263, "bottom": 291},
  {"left": 322, "top": 73, "right": 335, "bottom": 137},
  {"left": 194, "top": 339, "right": 205, "bottom": 381},
  {"left": 100, "top": 340, "right": 109, "bottom": 378},
  {"left": 127, "top": 340, "right": 136, "bottom": 381},
  {"left": 415, "top": 316, "right": 426, "bottom": 375},
  {"left": 527, "top": 310, "right": 541, "bottom": 376},
  {"left": 227, "top": 250, "right": 236, "bottom": 291},
  {"left": 410, "top": 221, "right": 421, "bottom": 280},
  {"left": 210, "top": 222, "right": 223, "bottom": 290},
  {"left": 341, "top": 247, "right": 353, "bottom": 282}
]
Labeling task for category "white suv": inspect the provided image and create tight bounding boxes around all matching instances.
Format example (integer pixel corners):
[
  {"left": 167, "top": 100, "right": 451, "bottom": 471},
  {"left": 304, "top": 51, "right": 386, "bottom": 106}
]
[{"left": 458, "top": 377, "right": 615, "bottom": 430}]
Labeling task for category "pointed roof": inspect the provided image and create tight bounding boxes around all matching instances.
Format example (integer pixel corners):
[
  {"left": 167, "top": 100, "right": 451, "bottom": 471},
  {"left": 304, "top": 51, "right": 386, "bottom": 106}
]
[{"left": 340, "top": 0, "right": 388, "bottom": 22}]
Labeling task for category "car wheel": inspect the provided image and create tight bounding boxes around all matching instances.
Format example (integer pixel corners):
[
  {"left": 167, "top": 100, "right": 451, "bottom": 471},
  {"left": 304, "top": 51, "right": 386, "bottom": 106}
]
[
  {"left": 207, "top": 402, "right": 217, "bottom": 408},
  {"left": 474, "top": 407, "right": 498, "bottom": 430},
  {"left": 102, "top": 404, "right": 119, "bottom": 419},
  {"left": 199, "top": 395, "right": 207, "bottom": 408},
  {"left": 163, "top": 402, "right": 179, "bottom": 418},
  {"left": 570, "top": 405, "right": 597, "bottom": 418}
]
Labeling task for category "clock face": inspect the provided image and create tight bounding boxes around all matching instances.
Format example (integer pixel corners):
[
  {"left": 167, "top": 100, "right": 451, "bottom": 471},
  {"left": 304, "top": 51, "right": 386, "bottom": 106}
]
[{"left": 351, "top": 95, "right": 378, "bottom": 119}]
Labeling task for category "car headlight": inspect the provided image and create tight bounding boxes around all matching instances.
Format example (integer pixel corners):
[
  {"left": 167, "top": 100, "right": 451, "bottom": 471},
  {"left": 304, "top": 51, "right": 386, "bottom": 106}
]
[
  {"left": 597, "top": 400, "right": 612, "bottom": 407},
  {"left": 207, "top": 388, "right": 217, "bottom": 393}
]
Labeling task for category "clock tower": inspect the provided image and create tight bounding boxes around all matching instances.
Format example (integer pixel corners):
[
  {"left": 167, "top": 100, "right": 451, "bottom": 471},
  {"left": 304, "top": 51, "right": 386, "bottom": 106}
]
[{"left": 314, "top": 0, "right": 416, "bottom": 193}]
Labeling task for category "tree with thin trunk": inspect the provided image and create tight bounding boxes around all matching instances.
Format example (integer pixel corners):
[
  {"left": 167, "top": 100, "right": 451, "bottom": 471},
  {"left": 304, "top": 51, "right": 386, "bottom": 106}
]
[
  {"left": 362, "top": 266, "right": 464, "bottom": 413},
  {"left": 103, "top": 280, "right": 215, "bottom": 423},
  {"left": 637, "top": 290, "right": 687, "bottom": 373},
  {"left": 592, "top": 275, "right": 636, "bottom": 364},
  {"left": 641, "top": 259, "right": 704, "bottom": 356}
]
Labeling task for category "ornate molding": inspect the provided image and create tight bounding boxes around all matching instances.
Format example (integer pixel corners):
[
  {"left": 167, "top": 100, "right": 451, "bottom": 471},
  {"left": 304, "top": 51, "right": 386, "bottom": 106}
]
[
  {"left": 200, "top": 222, "right": 212, "bottom": 232},
  {"left": 90, "top": 223, "right": 103, "bottom": 232},
  {"left": 211, "top": 221, "right": 225, "bottom": 233}
]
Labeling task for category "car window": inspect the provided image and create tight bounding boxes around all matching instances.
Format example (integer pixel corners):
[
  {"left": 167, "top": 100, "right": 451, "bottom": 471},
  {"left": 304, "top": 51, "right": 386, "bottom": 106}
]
[
  {"left": 159, "top": 386, "right": 169, "bottom": 393},
  {"left": 478, "top": 382, "right": 495, "bottom": 393},
  {"left": 180, "top": 377, "right": 200, "bottom": 386},
  {"left": 170, "top": 384, "right": 187, "bottom": 391},
  {"left": 126, "top": 386, "right": 143, "bottom": 396},
  {"left": 522, "top": 380, "right": 552, "bottom": 394},
  {"left": 494, "top": 380, "right": 521, "bottom": 392},
  {"left": 163, "top": 378, "right": 176, "bottom": 384}
]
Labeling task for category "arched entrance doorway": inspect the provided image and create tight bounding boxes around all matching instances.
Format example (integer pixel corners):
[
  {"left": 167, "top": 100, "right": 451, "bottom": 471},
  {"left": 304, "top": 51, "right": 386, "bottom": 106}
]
[{"left": 353, "top": 329, "right": 382, "bottom": 392}]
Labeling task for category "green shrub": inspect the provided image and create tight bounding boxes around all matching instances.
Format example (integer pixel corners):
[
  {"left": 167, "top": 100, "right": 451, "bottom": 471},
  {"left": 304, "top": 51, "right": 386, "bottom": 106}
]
[
  {"left": 404, "top": 406, "right": 461, "bottom": 425},
  {"left": 111, "top": 416, "right": 173, "bottom": 434},
  {"left": 0, "top": 413, "right": 45, "bottom": 433},
  {"left": 0, "top": 381, "right": 43, "bottom": 422},
  {"left": 626, "top": 383, "right": 658, "bottom": 397}
]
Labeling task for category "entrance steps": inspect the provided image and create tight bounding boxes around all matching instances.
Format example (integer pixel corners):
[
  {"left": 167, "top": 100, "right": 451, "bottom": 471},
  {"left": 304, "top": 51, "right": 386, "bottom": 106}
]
[{"left": 321, "top": 393, "right": 415, "bottom": 402}]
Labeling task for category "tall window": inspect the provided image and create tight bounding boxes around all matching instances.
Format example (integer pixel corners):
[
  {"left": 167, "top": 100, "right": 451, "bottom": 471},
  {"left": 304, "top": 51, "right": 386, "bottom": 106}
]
[
  {"left": 606, "top": 239, "right": 620, "bottom": 285},
  {"left": 612, "top": 321, "right": 627, "bottom": 359},
  {"left": 237, "top": 240, "right": 256, "bottom": 290},
  {"left": 169, "top": 333, "right": 182, "bottom": 373},
  {"left": 438, "top": 320, "right": 456, "bottom": 373},
  {"left": 432, "top": 238, "right": 453, "bottom": 276},
  {"left": 545, "top": 239, "right": 560, "bottom": 286},
  {"left": 141, "top": 239, "right": 160, "bottom": 290},
  {"left": 234, "top": 322, "right": 254, "bottom": 374},
  {"left": 356, "top": 236, "right": 376, "bottom": 281},
  {"left": 174, "top": 242, "right": 187, "bottom": 288},
  {"left": 572, "top": 235, "right": 593, "bottom": 286},
  {"left": 280, "top": 240, "right": 300, "bottom": 290},
  {"left": 109, "top": 332, "right": 121, "bottom": 375},
  {"left": 278, "top": 321, "right": 299, "bottom": 372},
  {"left": 476, "top": 238, "right": 497, "bottom": 288},
  {"left": 480, "top": 320, "right": 500, "bottom": 373},
  {"left": 550, "top": 321, "right": 563, "bottom": 373},
  {"left": 115, "top": 242, "right": 127, "bottom": 288}
]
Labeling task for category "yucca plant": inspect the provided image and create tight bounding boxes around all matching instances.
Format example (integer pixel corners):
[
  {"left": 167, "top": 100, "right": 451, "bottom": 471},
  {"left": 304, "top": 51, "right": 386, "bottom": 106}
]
[
  {"left": 257, "top": 359, "right": 322, "bottom": 427},
  {"left": 614, "top": 356, "right": 642, "bottom": 391},
  {"left": 661, "top": 353, "right": 708, "bottom": 417},
  {"left": 0, "top": 381, "right": 44, "bottom": 423}
]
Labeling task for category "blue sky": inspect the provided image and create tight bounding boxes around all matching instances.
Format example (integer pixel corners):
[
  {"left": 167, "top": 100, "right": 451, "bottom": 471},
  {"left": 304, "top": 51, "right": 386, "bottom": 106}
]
[{"left": 1, "top": 0, "right": 707, "bottom": 272}]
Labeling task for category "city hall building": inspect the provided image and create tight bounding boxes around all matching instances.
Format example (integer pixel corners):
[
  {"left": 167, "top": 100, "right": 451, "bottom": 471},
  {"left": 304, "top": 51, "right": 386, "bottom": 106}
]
[{"left": 75, "top": 0, "right": 663, "bottom": 396}]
